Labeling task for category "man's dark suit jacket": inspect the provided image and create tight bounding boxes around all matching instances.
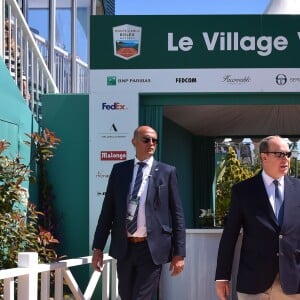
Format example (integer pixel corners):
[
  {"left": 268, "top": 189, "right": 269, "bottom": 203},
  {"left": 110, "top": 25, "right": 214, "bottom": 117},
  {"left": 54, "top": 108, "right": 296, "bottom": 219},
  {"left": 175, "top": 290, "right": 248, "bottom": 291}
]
[
  {"left": 215, "top": 172, "right": 300, "bottom": 295},
  {"left": 92, "top": 159, "right": 186, "bottom": 265}
]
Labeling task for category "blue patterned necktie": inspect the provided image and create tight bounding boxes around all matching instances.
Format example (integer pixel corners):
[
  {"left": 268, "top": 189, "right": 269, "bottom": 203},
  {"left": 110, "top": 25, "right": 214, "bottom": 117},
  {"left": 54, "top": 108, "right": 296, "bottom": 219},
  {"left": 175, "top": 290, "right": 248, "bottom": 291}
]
[
  {"left": 127, "top": 162, "right": 146, "bottom": 234},
  {"left": 273, "top": 180, "right": 284, "bottom": 225}
]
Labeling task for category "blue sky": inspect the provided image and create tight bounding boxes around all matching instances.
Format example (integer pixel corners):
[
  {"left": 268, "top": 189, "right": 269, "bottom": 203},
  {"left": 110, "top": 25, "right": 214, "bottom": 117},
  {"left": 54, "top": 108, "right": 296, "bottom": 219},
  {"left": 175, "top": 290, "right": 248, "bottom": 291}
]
[{"left": 116, "top": 0, "right": 271, "bottom": 15}]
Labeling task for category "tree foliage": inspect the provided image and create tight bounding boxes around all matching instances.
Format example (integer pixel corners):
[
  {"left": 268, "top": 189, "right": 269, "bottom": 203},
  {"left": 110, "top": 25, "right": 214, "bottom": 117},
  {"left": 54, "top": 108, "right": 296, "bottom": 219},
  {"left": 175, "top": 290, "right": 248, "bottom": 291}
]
[
  {"left": 0, "top": 129, "right": 61, "bottom": 270},
  {"left": 215, "top": 146, "right": 259, "bottom": 226}
]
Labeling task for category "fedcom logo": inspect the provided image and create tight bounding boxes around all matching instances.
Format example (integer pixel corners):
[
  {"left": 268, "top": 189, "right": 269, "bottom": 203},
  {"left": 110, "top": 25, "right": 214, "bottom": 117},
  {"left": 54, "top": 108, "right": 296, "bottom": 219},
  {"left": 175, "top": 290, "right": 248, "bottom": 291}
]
[
  {"left": 175, "top": 77, "right": 197, "bottom": 83},
  {"left": 102, "top": 102, "right": 127, "bottom": 110}
]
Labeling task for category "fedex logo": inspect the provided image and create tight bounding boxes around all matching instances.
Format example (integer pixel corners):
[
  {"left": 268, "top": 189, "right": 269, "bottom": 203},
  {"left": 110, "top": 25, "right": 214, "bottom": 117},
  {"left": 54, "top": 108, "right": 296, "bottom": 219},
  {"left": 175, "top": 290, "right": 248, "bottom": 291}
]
[{"left": 102, "top": 102, "right": 127, "bottom": 110}]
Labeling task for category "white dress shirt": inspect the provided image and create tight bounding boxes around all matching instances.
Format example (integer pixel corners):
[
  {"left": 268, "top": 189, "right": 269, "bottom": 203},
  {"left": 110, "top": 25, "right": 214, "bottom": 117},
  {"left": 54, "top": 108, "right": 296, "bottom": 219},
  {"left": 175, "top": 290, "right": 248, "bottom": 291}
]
[
  {"left": 261, "top": 170, "right": 284, "bottom": 215},
  {"left": 128, "top": 156, "right": 153, "bottom": 237}
]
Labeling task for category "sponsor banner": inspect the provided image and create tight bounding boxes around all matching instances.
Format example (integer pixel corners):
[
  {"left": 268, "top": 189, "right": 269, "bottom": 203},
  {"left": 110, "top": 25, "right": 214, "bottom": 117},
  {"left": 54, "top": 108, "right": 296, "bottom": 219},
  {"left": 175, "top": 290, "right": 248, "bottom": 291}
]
[
  {"left": 91, "top": 68, "right": 300, "bottom": 93},
  {"left": 89, "top": 90, "right": 138, "bottom": 245},
  {"left": 89, "top": 14, "right": 300, "bottom": 247},
  {"left": 91, "top": 15, "right": 300, "bottom": 69},
  {"left": 89, "top": 67, "right": 300, "bottom": 246}
]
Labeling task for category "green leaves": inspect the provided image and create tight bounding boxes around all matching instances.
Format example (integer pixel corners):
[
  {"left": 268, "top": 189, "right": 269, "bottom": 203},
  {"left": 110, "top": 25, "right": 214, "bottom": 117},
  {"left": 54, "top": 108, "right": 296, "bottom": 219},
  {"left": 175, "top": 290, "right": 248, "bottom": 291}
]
[
  {"left": 215, "top": 146, "right": 259, "bottom": 226},
  {"left": 26, "top": 128, "right": 61, "bottom": 162},
  {"left": 0, "top": 129, "right": 61, "bottom": 271}
]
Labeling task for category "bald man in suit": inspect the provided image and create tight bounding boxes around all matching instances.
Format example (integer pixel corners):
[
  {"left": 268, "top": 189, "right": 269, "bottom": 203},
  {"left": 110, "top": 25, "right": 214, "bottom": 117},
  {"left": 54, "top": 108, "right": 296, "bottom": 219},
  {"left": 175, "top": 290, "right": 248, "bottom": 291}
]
[{"left": 92, "top": 125, "right": 186, "bottom": 300}]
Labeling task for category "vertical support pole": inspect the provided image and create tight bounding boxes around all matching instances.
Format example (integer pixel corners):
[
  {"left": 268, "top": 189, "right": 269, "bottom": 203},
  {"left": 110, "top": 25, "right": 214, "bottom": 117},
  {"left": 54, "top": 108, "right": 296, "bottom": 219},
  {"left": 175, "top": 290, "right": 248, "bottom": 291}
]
[
  {"left": 111, "top": 259, "right": 119, "bottom": 300},
  {"left": 3, "top": 277, "right": 15, "bottom": 300},
  {"left": 55, "top": 268, "right": 64, "bottom": 300},
  {"left": 0, "top": 0, "right": 4, "bottom": 57},
  {"left": 71, "top": 0, "right": 77, "bottom": 93},
  {"left": 291, "top": 142, "right": 299, "bottom": 178},
  {"left": 40, "top": 271, "right": 51, "bottom": 300},
  {"left": 49, "top": 0, "right": 56, "bottom": 80},
  {"left": 102, "top": 261, "right": 110, "bottom": 300},
  {"left": 17, "top": 252, "right": 38, "bottom": 300}
]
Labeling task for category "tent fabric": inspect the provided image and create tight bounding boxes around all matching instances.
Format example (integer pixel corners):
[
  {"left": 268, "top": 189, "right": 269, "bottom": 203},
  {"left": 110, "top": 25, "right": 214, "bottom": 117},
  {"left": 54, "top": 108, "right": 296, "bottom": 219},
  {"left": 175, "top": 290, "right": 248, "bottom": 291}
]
[
  {"left": 164, "top": 104, "right": 300, "bottom": 137},
  {"left": 265, "top": 0, "right": 300, "bottom": 14}
]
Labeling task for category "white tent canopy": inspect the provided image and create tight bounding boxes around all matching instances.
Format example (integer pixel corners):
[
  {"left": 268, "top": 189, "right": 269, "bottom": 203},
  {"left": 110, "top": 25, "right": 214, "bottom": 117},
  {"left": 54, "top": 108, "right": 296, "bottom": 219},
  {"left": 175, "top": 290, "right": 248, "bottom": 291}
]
[{"left": 265, "top": 0, "right": 300, "bottom": 14}]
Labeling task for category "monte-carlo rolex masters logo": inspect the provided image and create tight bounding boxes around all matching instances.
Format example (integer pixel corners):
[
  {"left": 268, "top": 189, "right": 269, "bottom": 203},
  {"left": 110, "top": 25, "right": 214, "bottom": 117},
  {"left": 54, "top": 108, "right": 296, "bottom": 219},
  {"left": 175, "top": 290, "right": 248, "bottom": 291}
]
[{"left": 113, "top": 24, "right": 142, "bottom": 60}]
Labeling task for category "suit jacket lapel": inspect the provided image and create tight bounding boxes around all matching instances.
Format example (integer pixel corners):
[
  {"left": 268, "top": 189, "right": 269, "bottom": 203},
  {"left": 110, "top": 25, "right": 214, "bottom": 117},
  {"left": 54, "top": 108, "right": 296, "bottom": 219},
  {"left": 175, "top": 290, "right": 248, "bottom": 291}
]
[
  {"left": 256, "top": 173, "right": 278, "bottom": 227},
  {"left": 146, "top": 160, "right": 159, "bottom": 204},
  {"left": 150, "top": 160, "right": 159, "bottom": 177},
  {"left": 282, "top": 176, "right": 297, "bottom": 228},
  {"left": 121, "top": 160, "right": 135, "bottom": 213},
  {"left": 125, "top": 160, "right": 134, "bottom": 189},
  {"left": 284, "top": 176, "right": 294, "bottom": 205}
]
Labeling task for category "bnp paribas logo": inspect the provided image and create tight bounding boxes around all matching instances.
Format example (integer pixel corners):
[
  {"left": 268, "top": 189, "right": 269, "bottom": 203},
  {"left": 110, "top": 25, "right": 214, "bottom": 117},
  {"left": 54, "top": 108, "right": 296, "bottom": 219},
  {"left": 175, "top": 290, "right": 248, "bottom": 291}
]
[
  {"left": 107, "top": 76, "right": 116, "bottom": 86},
  {"left": 113, "top": 24, "right": 142, "bottom": 60}
]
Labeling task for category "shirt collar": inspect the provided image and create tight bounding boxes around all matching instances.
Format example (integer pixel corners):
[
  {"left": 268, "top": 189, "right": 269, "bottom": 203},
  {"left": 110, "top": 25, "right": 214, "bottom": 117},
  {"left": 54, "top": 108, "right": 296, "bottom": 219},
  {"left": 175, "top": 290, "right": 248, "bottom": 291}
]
[
  {"left": 134, "top": 156, "right": 153, "bottom": 167},
  {"left": 262, "top": 170, "right": 284, "bottom": 186}
]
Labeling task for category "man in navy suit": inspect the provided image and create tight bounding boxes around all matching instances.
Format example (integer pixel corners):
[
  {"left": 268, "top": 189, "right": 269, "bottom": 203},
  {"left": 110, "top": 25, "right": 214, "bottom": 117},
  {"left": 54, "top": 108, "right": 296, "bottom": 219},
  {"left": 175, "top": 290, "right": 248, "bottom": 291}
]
[
  {"left": 215, "top": 135, "right": 300, "bottom": 300},
  {"left": 92, "top": 125, "right": 186, "bottom": 300}
]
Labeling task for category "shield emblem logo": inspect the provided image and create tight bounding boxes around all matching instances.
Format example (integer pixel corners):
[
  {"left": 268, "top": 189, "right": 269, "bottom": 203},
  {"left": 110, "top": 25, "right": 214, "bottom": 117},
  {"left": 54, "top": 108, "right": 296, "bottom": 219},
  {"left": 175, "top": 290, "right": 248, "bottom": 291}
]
[{"left": 113, "top": 24, "right": 142, "bottom": 60}]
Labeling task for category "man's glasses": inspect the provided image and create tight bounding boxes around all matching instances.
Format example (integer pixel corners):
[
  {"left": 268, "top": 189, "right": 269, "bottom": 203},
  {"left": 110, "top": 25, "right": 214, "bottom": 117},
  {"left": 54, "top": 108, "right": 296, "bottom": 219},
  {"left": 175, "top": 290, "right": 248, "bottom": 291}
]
[
  {"left": 139, "top": 137, "right": 158, "bottom": 145},
  {"left": 262, "top": 151, "right": 292, "bottom": 158}
]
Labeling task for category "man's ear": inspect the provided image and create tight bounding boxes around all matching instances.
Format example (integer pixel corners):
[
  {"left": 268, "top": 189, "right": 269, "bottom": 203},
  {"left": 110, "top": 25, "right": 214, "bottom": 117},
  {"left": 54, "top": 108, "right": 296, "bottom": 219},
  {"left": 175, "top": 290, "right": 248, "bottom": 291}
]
[{"left": 132, "top": 138, "right": 136, "bottom": 147}]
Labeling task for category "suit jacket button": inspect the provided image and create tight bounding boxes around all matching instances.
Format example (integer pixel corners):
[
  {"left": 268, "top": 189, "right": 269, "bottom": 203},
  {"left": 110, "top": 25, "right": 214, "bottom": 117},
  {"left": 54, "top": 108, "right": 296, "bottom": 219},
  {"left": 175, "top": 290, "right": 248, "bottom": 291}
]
[{"left": 279, "top": 235, "right": 283, "bottom": 239}]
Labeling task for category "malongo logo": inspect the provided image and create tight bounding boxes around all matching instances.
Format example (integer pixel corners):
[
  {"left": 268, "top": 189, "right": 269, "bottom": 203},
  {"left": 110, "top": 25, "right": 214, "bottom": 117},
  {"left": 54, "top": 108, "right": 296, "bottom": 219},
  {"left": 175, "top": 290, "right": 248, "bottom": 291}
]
[
  {"left": 100, "top": 151, "right": 127, "bottom": 161},
  {"left": 167, "top": 32, "right": 300, "bottom": 57}
]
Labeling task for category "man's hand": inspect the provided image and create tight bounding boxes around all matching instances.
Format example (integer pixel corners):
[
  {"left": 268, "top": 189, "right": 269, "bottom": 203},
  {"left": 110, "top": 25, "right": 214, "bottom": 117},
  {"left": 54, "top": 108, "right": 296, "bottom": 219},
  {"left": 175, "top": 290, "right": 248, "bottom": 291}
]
[
  {"left": 92, "top": 248, "right": 103, "bottom": 272},
  {"left": 169, "top": 255, "right": 184, "bottom": 276},
  {"left": 215, "top": 280, "right": 230, "bottom": 300}
]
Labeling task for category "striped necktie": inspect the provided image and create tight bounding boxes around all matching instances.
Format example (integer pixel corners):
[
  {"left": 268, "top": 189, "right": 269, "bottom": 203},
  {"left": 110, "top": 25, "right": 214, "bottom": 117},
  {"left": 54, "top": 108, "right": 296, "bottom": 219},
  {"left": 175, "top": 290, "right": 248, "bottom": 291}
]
[{"left": 127, "top": 162, "right": 146, "bottom": 234}]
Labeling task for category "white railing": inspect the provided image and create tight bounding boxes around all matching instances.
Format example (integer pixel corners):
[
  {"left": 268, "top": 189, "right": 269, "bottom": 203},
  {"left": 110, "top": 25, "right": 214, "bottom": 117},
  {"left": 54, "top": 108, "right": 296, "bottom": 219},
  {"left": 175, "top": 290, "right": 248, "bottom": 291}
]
[
  {"left": 34, "top": 33, "right": 89, "bottom": 94},
  {"left": 1, "top": 0, "right": 59, "bottom": 121},
  {"left": 1, "top": 0, "right": 90, "bottom": 120},
  {"left": 0, "top": 252, "right": 119, "bottom": 300}
]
